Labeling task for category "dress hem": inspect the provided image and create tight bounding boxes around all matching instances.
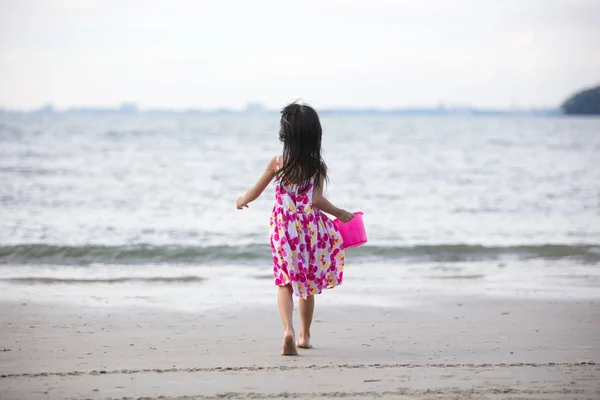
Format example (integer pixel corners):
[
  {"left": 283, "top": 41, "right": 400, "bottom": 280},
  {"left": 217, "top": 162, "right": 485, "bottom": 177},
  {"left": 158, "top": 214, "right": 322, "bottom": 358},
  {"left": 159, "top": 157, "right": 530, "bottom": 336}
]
[{"left": 274, "top": 280, "right": 343, "bottom": 300}]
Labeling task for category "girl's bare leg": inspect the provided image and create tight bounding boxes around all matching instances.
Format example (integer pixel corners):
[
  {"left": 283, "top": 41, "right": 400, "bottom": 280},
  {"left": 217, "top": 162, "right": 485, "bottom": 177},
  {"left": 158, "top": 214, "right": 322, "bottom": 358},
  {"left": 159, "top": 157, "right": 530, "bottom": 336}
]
[
  {"left": 278, "top": 285, "right": 297, "bottom": 355},
  {"left": 297, "top": 295, "right": 314, "bottom": 348}
]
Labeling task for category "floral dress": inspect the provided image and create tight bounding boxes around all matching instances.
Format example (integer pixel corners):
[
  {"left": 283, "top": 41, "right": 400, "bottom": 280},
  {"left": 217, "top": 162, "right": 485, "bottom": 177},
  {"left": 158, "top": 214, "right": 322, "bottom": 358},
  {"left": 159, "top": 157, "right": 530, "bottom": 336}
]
[{"left": 270, "top": 157, "right": 345, "bottom": 299}]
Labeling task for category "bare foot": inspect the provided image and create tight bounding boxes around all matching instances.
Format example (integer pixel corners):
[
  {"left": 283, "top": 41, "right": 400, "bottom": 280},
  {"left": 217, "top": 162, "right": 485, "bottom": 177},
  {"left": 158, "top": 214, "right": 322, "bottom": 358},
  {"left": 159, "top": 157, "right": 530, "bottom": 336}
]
[
  {"left": 297, "top": 333, "right": 312, "bottom": 349},
  {"left": 281, "top": 330, "right": 298, "bottom": 356}
]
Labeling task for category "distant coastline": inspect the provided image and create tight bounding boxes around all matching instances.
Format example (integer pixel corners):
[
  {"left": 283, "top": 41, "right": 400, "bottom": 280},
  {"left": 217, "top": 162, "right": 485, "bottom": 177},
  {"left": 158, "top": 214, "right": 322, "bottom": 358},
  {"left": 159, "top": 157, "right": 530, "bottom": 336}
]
[
  {"left": 561, "top": 85, "right": 600, "bottom": 115},
  {"left": 3, "top": 84, "right": 600, "bottom": 117},
  {"left": 0, "top": 103, "right": 561, "bottom": 117}
]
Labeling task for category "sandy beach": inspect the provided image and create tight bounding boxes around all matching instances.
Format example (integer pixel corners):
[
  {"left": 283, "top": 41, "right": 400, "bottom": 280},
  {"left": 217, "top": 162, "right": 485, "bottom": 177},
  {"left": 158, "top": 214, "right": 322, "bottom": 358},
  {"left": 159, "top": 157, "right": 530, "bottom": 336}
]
[{"left": 1, "top": 296, "right": 598, "bottom": 400}]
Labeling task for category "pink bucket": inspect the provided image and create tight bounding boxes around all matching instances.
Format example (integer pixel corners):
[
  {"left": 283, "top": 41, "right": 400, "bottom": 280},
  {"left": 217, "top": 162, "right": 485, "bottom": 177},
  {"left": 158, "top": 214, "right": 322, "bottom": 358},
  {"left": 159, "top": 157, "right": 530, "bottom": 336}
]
[{"left": 334, "top": 211, "right": 367, "bottom": 249}]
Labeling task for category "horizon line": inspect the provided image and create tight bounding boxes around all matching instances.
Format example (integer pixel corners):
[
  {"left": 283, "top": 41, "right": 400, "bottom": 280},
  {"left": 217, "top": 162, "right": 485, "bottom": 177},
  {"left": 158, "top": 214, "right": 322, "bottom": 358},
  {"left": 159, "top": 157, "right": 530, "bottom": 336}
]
[{"left": 0, "top": 103, "right": 561, "bottom": 114}]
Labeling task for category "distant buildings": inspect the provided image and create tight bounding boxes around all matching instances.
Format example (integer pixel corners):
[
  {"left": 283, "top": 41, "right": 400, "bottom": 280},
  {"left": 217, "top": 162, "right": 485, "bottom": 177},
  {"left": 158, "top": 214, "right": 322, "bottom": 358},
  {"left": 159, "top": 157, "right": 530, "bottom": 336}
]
[
  {"left": 118, "top": 103, "right": 138, "bottom": 114},
  {"left": 62, "top": 103, "right": 138, "bottom": 114},
  {"left": 245, "top": 102, "right": 267, "bottom": 113},
  {"left": 0, "top": 101, "right": 565, "bottom": 116},
  {"left": 34, "top": 104, "right": 55, "bottom": 114}
]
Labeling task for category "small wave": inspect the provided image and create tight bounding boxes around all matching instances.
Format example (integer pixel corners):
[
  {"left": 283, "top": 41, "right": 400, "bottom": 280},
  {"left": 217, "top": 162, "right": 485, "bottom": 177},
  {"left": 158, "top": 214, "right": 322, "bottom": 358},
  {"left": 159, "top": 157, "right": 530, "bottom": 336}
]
[
  {"left": 0, "top": 244, "right": 267, "bottom": 266},
  {"left": 428, "top": 274, "right": 486, "bottom": 280},
  {"left": 0, "top": 166, "right": 67, "bottom": 176},
  {"left": 350, "top": 244, "right": 600, "bottom": 263},
  {"left": 2, "top": 276, "right": 205, "bottom": 285},
  {"left": 250, "top": 274, "right": 275, "bottom": 280},
  {"left": 0, "top": 243, "right": 598, "bottom": 266}
]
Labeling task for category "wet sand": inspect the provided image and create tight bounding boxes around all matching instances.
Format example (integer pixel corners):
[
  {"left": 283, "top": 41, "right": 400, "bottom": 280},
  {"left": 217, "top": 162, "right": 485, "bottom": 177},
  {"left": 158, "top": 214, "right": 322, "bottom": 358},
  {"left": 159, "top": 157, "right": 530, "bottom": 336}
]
[{"left": 1, "top": 297, "right": 599, "bottom": 399}]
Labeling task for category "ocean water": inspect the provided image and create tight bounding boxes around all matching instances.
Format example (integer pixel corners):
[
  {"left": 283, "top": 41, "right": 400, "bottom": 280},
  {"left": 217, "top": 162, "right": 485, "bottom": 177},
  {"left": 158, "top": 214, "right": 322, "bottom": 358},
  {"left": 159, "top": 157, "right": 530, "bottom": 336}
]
[{"left": 1, "top": 113, "right": 599, "bottom": 310}]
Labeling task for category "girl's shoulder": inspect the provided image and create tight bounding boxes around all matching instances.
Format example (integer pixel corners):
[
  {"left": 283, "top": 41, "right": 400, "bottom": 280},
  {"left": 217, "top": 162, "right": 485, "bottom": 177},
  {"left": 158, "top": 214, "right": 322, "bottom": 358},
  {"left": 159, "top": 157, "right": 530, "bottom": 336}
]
[
  {"left": 266, "top": 155, "right": 283, "bottom": 179},
  {"left": 273, "top": 155, "right": 283, "bottom": 173}
]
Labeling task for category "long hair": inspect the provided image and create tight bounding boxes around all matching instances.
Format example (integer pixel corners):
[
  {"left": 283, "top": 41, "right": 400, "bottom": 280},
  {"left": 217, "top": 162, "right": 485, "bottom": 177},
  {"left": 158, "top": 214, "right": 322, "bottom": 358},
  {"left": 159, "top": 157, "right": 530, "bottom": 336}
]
[{"left": 276, "top": 101, "right": 327, "bottom": 193}]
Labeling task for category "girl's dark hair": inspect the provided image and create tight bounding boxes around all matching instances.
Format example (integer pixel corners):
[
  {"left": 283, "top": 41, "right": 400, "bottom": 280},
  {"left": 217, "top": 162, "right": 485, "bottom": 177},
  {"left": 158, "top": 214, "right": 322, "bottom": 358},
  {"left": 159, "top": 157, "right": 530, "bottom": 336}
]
[{"left": 276, "top": 101, "right": 327, "bottom": 193}]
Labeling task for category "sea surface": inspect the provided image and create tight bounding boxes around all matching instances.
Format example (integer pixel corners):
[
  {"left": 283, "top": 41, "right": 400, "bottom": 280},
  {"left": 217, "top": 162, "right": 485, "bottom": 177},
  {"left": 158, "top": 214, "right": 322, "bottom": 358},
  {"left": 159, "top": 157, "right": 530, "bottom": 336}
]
[{"left": 1, "top": 113, "right": 599, "bottom": 310}]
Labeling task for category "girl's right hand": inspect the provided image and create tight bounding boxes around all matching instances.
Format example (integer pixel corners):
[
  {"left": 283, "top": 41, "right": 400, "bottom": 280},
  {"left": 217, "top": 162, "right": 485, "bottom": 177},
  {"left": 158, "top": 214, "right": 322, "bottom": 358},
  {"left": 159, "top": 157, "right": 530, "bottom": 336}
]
[
  {"left": 236, "top": 196, "right": 249, "bottom": 210},
  {"left": 336, "top": 209, "right": 355, "bottom": 223}
]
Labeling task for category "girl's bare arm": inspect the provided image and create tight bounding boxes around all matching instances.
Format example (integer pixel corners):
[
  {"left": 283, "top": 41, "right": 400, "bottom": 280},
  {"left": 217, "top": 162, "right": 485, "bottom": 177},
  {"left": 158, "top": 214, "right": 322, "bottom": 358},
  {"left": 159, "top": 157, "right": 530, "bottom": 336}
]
[
  {"left": 312, "top": 168, "right": 354, "bottom": 222},
  {"left": 236, "top": 157, "right": 277, "bottom": 209}
]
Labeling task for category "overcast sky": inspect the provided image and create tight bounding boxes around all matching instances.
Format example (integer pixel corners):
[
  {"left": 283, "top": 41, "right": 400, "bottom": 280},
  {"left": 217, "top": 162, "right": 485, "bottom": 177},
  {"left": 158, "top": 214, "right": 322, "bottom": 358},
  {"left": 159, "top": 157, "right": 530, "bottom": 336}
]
[{"left": 1, "top": 0, "right": 599, "bottom": 110}]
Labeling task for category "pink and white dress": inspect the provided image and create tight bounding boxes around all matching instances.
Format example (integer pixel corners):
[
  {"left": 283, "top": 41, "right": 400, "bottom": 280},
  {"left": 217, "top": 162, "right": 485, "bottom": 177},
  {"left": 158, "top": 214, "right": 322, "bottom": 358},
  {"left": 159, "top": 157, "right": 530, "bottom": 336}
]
[{"left": 269, "top": 157, "right": 345, "bottom": 299}]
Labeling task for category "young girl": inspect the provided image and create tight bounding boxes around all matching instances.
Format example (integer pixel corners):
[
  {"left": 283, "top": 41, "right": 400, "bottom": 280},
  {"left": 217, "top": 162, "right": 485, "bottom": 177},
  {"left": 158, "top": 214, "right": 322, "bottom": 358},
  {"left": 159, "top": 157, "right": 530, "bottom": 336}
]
[{"left": 236, "top": 102, "right": 354, "bottom": 356}]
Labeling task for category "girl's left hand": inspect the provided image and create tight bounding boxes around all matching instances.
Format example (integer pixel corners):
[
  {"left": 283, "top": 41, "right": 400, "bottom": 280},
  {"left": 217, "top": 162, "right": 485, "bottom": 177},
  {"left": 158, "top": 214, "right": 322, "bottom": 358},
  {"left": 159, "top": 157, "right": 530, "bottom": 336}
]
[
  {"left": 236, "top": 196, "right": 249, "bottom": 210},
  {"left": 336, "top": 209, "right": 355, "bottom": 222}
]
